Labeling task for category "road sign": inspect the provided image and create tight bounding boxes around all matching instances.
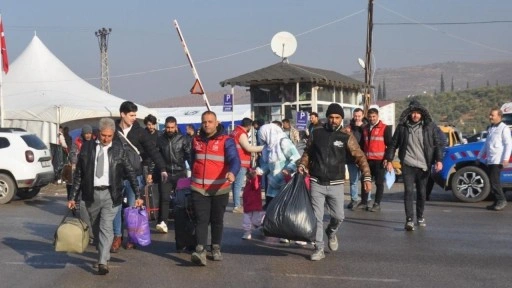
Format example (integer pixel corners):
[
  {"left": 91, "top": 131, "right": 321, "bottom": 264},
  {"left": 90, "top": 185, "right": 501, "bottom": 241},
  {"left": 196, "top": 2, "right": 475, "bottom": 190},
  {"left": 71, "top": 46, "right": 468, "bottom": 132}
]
[
  {"left": 223, "top": 94, "right": 233, "bottom": 112},
  {"left": 296, "top": 111, "right": 308, "bottom": 130}
]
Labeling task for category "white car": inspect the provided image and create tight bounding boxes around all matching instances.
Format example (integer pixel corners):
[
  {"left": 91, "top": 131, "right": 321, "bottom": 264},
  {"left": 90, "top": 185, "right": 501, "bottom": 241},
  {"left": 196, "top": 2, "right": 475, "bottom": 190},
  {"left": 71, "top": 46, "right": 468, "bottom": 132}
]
[{"left": 0, "top": 128, "right": 55, "bottom": 204}]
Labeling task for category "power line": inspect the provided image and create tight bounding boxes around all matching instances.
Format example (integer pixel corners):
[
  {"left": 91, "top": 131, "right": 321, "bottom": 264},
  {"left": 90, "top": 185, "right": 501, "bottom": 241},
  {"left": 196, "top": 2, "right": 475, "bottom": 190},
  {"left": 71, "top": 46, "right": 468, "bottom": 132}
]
[{"left": 376, "top": 20, "right": 512, "bottom": 25}]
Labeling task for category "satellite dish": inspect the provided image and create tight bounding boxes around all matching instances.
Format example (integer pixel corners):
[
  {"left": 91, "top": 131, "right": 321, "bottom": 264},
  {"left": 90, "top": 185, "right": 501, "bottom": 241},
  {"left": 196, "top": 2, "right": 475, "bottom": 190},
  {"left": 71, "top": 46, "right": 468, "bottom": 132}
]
[
  {"left": 271, "top": 31, "right": 297, "bottom": 61},
  {"left": 358, "top": 58, "right": 366, "bottom": 69}
]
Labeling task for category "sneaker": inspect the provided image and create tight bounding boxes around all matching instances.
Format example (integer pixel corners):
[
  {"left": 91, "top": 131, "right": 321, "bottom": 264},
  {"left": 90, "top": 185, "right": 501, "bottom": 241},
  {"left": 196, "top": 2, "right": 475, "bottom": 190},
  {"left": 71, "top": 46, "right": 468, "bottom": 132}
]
[
  {"left": 295, "top": 241, "right": 307, "bottom": 246},
  {"left": 347, "top": 200, "right": 358, "bottom": 209},
  {"left": 310, "top": 248, "right": 325, "bottom": 261},
  {"left": 233, "top": 206, "right": 244, "bottom": 213},
  {"left": 191, "top": 245, "right": 207, "bottom": 266},
  {"left": 417, "top": 217, "right": 427, "bottom": 227},
  {"left": 404, "top": 220, "right": 415, "bottom": 231},
  {"left": 279, "top": 238, "right": 290, "bottom": 243},
  {"left": 156, "top": 221, "right": 168, "bottom": 233},
  {"left": 211, "top": 244, "right": 223, "bottom": 261},
  {"left": 493, "top": 201, "right": 507, "bottom": 211},
  {"left": 355, "top": 202, "right": 368, "bottom": 210},
  {"left": 326, "top": 230, "right": 339, "bottom": 251},
  {"left": 368, "top": 203, "right": 381, "bottom": 212},
  {"left": 242, "top": 231, "right": 252, "bottom": 240}
]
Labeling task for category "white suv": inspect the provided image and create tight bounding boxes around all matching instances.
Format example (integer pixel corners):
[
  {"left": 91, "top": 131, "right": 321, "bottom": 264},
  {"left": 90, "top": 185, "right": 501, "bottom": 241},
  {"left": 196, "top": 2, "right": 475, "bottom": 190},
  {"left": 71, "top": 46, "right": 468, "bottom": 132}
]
[{"left": 0, "top": 128, "right": 55, "bottom": 204}]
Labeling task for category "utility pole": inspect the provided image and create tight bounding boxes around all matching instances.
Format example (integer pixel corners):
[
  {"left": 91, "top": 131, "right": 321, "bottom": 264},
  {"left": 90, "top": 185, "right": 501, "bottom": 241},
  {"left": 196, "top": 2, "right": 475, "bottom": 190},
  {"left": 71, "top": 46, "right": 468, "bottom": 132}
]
[
  {"left": 364, "top": 0, "right": 374, "bottom": 116},
  {"left": 95, "top": 27, "right": 112, "bottom": 93}
]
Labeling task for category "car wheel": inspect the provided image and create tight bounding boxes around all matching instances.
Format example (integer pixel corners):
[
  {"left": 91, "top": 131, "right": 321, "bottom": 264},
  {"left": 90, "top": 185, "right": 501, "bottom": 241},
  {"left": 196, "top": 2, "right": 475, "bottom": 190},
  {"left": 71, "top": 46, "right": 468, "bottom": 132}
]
[
  {"left": 16, "top": 188, "right": 41, "bottom": 200},
  {"left": 451, "top": 166, "right": 490, "bottom": 203},
  {"left": 0, "top": 173, "right": 17, "bottom": 204}
]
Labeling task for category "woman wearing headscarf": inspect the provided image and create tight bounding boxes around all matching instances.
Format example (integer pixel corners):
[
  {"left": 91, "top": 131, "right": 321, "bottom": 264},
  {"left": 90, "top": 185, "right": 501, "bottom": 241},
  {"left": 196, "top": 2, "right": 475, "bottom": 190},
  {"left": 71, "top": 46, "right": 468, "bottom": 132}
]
[{"left": 256, "top": 123, "right": 301, "bottom": 207}]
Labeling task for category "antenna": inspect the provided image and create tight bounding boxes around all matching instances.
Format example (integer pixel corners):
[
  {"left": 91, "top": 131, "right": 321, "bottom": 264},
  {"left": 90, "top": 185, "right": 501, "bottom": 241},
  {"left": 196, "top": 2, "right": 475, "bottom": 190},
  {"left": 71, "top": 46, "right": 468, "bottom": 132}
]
[{"left": 270, "top": 31, "right": 297, "bottom": 63}]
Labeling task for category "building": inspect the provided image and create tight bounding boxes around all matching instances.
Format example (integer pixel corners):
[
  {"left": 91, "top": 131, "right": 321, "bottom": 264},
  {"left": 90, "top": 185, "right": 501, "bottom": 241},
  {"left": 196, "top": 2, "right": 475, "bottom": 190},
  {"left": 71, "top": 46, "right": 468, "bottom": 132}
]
[{"left": 220, "top": 62, "right": 368, "bottom": 126}]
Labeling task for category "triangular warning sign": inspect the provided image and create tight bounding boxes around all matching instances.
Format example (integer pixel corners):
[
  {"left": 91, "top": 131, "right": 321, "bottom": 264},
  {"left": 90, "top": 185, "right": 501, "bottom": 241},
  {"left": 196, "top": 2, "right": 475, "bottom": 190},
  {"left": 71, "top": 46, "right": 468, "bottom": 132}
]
[{"left": 190, "top": 79, "right": 204, "bottom": 95}]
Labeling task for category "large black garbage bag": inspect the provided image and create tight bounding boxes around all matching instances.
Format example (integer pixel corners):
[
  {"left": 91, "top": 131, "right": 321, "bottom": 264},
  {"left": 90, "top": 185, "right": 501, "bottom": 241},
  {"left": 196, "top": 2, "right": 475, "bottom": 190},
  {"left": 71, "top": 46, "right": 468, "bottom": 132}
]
[{"left": 262, "top": 173, "right": 317, "bottom": 242}]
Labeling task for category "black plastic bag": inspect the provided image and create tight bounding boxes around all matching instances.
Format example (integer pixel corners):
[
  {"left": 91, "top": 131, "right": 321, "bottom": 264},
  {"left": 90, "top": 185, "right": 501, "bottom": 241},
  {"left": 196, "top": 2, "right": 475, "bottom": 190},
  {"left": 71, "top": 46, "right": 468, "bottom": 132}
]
[{"left": 262, "top": 173, "right": 317, "bottom": 242}]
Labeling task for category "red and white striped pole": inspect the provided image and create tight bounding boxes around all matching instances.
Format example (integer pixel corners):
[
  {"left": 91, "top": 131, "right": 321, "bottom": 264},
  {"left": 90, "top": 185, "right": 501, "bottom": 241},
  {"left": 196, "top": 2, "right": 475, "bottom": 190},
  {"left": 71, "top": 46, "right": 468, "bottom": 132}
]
[{"left": 173, "top": 19, "right": 211, "bottom": 111}]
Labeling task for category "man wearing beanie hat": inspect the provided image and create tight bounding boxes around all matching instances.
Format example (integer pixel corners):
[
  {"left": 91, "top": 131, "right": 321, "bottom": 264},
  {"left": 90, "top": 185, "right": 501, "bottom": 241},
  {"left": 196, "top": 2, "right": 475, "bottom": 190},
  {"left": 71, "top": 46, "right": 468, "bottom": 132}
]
[{"left": 299, "top": 103, "right": 372, "bottom": 261}]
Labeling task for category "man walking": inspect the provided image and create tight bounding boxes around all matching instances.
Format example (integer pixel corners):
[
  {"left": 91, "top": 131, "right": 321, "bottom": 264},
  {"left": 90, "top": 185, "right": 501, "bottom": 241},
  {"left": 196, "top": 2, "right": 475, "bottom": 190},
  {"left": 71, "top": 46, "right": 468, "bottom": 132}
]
[
  {"left": 478, "top": 107, "right": 512, "bottom": 211},
  {"left": 345, "top": 108, "right": 367, "bottom": 209},
  {"left": 112, "top": 101, "right": 167, "bottom": 251},
  {"left": 67, "top": 118, "right": 142, "bottom": 275},
  {"left": 385, "top": 100, "right": 443, "bottom": 231},
  {"left": 154, "top": 116, "right": 192, "bottom": 233},
  {"left": 190, "top": 111, "right": 240, "bottom": 266},
  {"left": 361, "top": 108, "right": 392, "bottom": 212},
  {"left": 230, "top": 118, "right": 263, "bottom": 213},
  {"left": 299, "top": 103, "right": 372, "bottom": 261}
]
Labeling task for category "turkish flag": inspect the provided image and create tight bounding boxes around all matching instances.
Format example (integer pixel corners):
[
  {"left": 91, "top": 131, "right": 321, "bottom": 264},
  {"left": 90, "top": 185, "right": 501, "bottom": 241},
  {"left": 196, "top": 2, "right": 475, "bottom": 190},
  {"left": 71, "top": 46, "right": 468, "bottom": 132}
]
[{"left": 0, "top": 15, "right": 9, "bottom": 74}]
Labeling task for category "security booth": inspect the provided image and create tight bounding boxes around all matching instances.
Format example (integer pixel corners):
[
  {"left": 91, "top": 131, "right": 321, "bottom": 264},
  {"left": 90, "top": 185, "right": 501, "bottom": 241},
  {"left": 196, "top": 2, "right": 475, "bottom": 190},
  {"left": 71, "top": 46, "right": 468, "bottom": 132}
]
[{"left": 220, "top": 62, "right": 368, "bottom": 126}]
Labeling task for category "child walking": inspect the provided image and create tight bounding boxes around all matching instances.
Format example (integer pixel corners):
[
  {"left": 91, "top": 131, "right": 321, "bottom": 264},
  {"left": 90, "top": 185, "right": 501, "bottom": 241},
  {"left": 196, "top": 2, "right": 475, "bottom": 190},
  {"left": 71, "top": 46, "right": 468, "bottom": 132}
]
[{"left": 241, "top": 169, "right": 265, "bottom": 240}]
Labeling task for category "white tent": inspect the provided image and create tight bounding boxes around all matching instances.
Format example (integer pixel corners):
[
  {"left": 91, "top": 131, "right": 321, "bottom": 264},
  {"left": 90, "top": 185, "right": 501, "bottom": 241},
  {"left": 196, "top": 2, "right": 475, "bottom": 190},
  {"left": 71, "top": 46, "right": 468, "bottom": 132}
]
[{"left": 2, "top": 35, "right": 155, "bottom": 145}]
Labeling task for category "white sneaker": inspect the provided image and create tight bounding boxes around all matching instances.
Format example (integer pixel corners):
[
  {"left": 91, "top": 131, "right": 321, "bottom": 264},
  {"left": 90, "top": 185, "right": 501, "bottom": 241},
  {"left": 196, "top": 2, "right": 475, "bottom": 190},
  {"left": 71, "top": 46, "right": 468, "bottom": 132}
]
[
  {"left": 279, "top": 238, "right": 290, "bottom": 243},
  {"left": 156, "top": 221, "right": 168, "bottom": 233},
  {"left": 295, "top": 241, "right": 307, "bottom": 246},
  {"left": 242, "top": 232, "right": 252, "bottom": 240}
]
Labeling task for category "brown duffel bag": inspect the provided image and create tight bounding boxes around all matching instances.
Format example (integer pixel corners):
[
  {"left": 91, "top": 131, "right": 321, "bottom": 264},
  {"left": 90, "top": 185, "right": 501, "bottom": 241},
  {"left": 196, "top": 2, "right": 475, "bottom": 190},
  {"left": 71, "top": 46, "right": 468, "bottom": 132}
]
[{"left": 54, "top": 209, "right": 90, "bottom": 253}]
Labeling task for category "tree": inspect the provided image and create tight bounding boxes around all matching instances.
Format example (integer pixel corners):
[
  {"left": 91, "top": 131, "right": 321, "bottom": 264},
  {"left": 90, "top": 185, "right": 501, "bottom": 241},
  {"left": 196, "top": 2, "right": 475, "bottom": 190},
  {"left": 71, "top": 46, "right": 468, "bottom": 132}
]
[
  {"left": 377, "top": 82, "right": 383, "bottom": 100},
  {"left": 440, "top": 73, "right": 445, "bottom": 93},
  {"left": 451, "top": 76, "right": 454, "bottom": 92},
  {"left": 496, "top": 80, "right": 499, "bottom": 87},
  {"left": 487, "top": 80, "right": 490, "bottom": 87},
  {"left": 383, "top": 79, "right": 387, "bottom": 100},
  {"left": 466, "top": 81, "right": 469, "bottom": 89}
]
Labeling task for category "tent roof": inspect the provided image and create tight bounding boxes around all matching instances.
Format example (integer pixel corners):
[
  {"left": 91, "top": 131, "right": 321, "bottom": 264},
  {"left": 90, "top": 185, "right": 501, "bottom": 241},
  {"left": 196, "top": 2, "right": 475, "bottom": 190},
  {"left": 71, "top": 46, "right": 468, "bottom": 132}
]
[
  {"left": 220, "top": 62, "right": 367, "bottom": 89},
  {"left": 3, "top": 35, "right": 154, "bottom": 125}
]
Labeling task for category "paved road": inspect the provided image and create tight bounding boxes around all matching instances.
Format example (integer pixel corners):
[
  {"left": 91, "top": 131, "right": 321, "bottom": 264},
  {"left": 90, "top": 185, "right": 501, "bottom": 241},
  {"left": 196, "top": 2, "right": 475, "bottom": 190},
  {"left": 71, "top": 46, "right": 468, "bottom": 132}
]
[{"left": 1, "top": 183, "right": 511, "bottom": 288}]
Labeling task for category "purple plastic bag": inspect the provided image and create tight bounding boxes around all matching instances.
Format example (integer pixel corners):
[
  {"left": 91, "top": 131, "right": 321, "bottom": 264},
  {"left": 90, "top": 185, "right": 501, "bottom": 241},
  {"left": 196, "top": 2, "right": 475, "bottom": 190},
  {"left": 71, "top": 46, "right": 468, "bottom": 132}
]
[{"left": 124, "top": 207, "right": 151, "bottom": 246}]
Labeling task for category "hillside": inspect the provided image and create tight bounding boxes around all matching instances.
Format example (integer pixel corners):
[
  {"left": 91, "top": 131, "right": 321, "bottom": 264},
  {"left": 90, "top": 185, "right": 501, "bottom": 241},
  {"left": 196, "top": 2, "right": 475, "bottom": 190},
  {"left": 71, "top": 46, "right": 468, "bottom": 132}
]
[
  {"left": 350, "top": 61, "right": 512, "bottom": 100},
  {"left": 145, "top": 61, "right": 512, "bottom": 108},
  {"left": 394, "top": 85, "right": 512, "bottom": 135}
]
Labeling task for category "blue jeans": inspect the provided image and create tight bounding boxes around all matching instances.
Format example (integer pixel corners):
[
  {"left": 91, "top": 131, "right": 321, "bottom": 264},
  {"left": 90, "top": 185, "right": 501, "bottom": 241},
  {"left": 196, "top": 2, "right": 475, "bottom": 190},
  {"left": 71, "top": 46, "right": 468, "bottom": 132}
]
[
  {"left": 347, "top": 163, "right": 360, "bottom": 201},
  {"left": 113, "top": 175, "right": 143, "bottom": 237},
  {"left": 231, "top": 167, "right": 247, "bottom": 208}
]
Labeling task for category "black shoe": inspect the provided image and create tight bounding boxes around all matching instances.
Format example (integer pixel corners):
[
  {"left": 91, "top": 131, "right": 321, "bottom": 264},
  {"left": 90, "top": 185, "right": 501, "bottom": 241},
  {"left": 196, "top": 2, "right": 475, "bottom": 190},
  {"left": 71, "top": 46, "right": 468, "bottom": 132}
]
[
  {"left": 347, "top": 200, "right": 357, "bottom": 209},
  {"left": 369, "top": 203, "right": 381, "bottom": 212},
  {"left": 486, "top": 201, "right": 498, "bottom": 210},
  {"left": 354, "top": 202, "right": 367, "bottom": 210},
  {"left": 493, "top": 201, "right": 507, "bottom": 211},
  {"left": 98, "top": 264, "right": 109, "bottom": 275}
]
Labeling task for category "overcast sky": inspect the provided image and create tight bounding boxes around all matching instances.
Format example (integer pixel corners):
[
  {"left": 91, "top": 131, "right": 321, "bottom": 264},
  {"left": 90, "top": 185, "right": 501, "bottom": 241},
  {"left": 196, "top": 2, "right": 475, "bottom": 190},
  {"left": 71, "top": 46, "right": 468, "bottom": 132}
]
[{"left": 2, "top": 0, "right": 511, "bottom": 104}]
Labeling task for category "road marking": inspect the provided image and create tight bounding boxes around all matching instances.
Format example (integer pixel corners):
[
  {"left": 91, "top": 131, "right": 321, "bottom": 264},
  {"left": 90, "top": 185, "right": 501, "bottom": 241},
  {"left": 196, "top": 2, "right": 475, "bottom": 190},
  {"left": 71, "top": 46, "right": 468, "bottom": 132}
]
[{"left": 247, "top": 272, "right": 399, "bottom": 283}]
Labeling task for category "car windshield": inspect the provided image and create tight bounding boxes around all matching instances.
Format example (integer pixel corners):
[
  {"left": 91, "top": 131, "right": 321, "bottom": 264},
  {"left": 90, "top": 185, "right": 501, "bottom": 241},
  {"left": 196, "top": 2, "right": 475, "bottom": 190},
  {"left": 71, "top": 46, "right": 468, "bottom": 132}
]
[
  {"left": 502, "top": 114, "right": 512, "bottom": 127},
  {"left": 21, "top": 134, "right": 48, "bottom": 150}
]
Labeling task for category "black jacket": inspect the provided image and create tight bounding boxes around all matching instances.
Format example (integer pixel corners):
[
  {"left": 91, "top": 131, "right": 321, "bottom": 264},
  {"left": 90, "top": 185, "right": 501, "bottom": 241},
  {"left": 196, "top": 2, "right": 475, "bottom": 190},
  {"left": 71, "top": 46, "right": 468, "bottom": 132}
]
[
  {"left": 70, "top": 140, "right": 139, "bottom": 207},
  {"left": 300, "top": 123, "right": 371, "bottom": 185},
  {"left": 346, "top": 118, "right": 368, "bottom": 164},
  {"left": 114, "top": 120, "right": 166, "bottom": 175},
  {"left": 385, "top": 100, "right": 443, "bottom": 166},
  {"left": 155, "top": 132, "right": 191, "bottom": 176}
]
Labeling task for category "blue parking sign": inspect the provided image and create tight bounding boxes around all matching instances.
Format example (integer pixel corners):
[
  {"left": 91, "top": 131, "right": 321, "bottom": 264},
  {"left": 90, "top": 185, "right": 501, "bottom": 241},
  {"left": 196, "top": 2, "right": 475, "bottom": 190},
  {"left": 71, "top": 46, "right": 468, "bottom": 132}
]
[
  {"left": 223, "top": 94, "right": 233, "bottom": 112},
  {"left": 296, "top": 111, "right": 308, "bottom": 130}
]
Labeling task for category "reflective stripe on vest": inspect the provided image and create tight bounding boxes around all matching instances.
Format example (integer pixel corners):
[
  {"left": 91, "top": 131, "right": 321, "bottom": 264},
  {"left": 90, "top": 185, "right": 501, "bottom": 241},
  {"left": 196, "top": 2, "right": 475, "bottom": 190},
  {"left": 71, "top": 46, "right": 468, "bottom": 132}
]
[
  {"left": 364, "top": 121, "right": 387, "bottom": 160},
  {"left": 191, "top": 135, "right": 231, "bottom": 191},
  {"left": 230, "top": 125, "right": 251, "bottom": 168}
]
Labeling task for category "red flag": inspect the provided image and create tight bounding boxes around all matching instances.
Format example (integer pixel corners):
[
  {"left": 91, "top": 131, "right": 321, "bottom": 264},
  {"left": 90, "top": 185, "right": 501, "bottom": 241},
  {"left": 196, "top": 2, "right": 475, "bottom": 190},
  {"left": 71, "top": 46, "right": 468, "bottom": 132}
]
[{"left": 0, "top": 15, "right": 9, "bottom": 74}]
